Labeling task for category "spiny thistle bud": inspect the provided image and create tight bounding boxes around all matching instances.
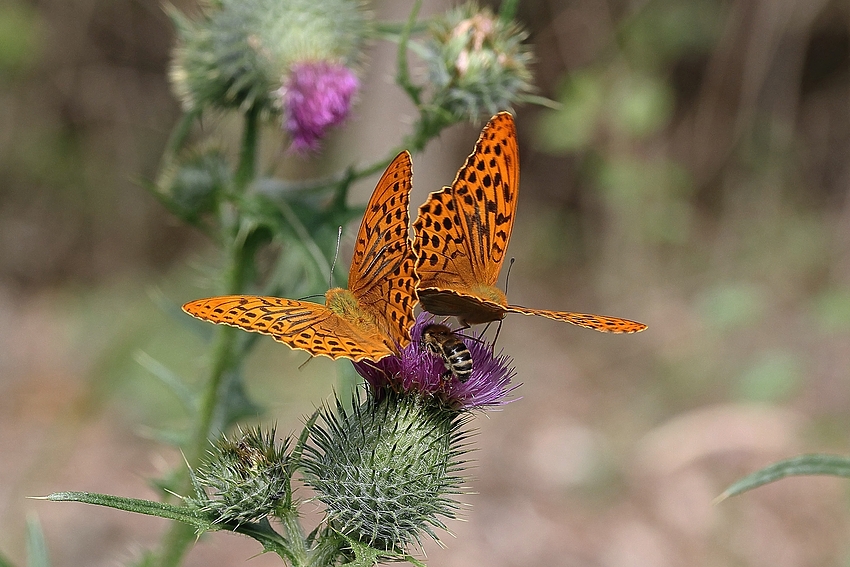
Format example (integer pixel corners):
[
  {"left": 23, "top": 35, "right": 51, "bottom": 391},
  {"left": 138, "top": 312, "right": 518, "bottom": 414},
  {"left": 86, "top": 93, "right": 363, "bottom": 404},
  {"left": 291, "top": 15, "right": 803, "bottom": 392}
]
[
  {"left": 169, "top": 0, "right": 368, "bottom": 149},
  {"left": 422, "top": 2, "right": 535, "bottom": 121},
  {"left": 302, "top": 393, "right": 470, "bottom": 551},
  {"left": 187, "top": 426, "right": 292, "bottom": 526},
  {"left": 157, "top": 144, "right": 230, "bottom": 221}
]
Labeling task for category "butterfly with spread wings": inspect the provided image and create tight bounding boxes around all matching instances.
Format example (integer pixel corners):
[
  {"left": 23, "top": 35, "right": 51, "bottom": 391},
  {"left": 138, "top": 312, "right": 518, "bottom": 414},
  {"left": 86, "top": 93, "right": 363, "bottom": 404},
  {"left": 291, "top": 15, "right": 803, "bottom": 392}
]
[
  {"left": 412, "top": 112, "right": 646, "bottom": 333},
  {"left": 183, "top": 151, "right": 418, "bottom": 361}
]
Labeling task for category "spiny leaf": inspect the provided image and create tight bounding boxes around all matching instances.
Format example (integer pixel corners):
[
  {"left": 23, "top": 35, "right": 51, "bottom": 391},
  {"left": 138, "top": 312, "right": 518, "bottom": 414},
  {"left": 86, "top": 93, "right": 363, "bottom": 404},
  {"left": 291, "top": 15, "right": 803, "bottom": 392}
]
[
  {"left": 45, "top": 492, "right": 212, "bottom": 532},
  {"left": 716, "top": 453, "right": 850, "bottom": 502}
]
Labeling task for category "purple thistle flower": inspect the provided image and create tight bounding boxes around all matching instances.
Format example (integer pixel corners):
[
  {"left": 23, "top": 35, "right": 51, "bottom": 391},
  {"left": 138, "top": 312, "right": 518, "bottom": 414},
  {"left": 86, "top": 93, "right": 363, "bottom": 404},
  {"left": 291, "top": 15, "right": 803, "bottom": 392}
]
[
  {"left": 353, "top": 313, "right": 518, "bottom": 410},
  {"left": 279, "top": 61, "right": 359, "bottom": 153}
]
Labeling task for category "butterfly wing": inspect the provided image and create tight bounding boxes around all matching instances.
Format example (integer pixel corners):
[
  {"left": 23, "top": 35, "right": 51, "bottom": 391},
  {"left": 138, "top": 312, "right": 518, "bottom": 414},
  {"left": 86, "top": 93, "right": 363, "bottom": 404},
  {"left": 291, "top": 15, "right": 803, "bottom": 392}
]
[
  {"left": 413, "top": 112, "right": 518, "bottom": 323},
  {"left": 182, "top": 295, "right": 395, "bottom": 360},
  {"left": 506, "top": 304, "right": 647, "bottom": 333},
  {"left": 347, "top": 151, "right": 417, "bottom": 348}
]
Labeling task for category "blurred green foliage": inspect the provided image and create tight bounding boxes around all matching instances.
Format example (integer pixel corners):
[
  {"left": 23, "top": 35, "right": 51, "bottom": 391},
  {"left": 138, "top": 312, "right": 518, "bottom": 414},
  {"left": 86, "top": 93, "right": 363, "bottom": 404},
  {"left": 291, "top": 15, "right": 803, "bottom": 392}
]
[{"left": 0, "top": 1, "right": 41, "bottom": 74}]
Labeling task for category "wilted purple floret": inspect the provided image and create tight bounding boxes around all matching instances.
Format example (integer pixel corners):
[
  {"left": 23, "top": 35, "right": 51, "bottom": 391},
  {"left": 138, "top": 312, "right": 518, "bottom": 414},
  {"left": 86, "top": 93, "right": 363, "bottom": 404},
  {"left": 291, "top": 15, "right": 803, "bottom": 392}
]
[
  {"left": 353, "top": 314, "right": 518, "bottom": 410},
  {"left": 280, "top": 61, "right": 359, "bottom": 153}
]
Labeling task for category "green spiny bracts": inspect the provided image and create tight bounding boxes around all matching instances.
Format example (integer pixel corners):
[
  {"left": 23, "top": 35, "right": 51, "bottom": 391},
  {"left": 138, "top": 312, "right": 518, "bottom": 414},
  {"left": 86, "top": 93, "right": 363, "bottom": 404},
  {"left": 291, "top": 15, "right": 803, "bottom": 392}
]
[
  {"left": 302, "top": 392, "right": 472, "bottom": 551},
  {"left": 422, "top": 2, "right": 535, "bottom": 121},
  {"left": 156, "top": 143, "right": 231, "bottom": 221},
  {"left": 187, "top": 426, "right": 293, "bottom": 526},
  {"left": 168, "top": 0, "right": 370, "bottom": 114}
]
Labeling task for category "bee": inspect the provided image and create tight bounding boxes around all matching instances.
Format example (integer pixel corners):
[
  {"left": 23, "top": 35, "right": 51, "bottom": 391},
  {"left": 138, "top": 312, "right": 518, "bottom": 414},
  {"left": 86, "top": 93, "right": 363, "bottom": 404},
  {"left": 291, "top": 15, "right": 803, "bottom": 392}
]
[{"left": 421, "top": 324, "right": 473, "bottom": 383}]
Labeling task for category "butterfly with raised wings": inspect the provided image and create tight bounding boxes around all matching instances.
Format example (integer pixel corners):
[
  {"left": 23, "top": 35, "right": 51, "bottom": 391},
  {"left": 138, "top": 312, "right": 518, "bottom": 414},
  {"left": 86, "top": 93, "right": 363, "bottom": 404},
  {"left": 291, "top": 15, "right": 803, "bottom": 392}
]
[
  {"left": 412, "top": 112, "right": 646, "bottom": 333},
  {"left": 183, "top": 151, "right": 418, "bottom": 361}
]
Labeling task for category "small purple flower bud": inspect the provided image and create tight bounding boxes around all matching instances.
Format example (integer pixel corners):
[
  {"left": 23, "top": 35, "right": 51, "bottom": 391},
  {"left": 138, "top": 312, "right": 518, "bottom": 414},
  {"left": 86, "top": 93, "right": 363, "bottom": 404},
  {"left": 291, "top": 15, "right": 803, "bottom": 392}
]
[
  {"left": 279, "top": 61, "right": 359, "bottom": 153},
  {"left": 353, "top": 313, "right": 518, "bottom": 410}
]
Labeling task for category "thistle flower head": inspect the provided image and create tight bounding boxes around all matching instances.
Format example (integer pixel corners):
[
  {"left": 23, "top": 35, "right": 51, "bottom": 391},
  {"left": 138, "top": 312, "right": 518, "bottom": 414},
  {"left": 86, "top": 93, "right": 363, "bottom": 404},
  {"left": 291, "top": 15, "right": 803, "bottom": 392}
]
[
  {"left": 302, "top": 392, "right": 470, "bottom": 551},
  {"left": 279, "top": 61, "right": 359, "bottom": 153},
  {"left": 353, "top": 313, "right": 518, "bottom": 410},
  {"left": 186, "top": 426, "right": 292, "bottom": 526},
  {"left": 422, "top": 2, "right": 535, "bottom": 121},
  {"left": 169, "top": 0, "right": 368, "bottom": 141}
]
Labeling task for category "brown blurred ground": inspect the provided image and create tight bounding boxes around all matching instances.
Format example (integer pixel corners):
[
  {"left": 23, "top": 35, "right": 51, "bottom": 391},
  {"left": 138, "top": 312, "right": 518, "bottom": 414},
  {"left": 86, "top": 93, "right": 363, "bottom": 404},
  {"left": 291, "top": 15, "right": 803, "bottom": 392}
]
[{"left": 3, "top": 0, "right": 850, "bottom": 566}]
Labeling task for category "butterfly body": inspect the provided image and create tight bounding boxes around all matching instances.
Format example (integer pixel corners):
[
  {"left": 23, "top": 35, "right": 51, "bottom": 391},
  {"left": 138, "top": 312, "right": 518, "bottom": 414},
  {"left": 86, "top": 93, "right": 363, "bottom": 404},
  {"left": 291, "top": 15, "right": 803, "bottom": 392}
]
[
  {"left": 183, "top": 151, "right": 418, "bottom": 362},
  {"left": 412, "top": 112, "right": 647, "bottom": 334},
  {"left": 422, "top": 324, "right": 473, "bottom": 383}
]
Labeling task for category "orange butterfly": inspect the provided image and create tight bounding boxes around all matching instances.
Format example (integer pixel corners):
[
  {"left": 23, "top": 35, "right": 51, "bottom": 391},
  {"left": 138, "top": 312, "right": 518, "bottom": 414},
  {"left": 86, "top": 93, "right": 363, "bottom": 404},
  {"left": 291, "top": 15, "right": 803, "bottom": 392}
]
[
  {"left": 183, "top": 151, "right": 418, "bottom": 361},
  {"left": 412, "top": 112, "right": 646, "bottom": 333}
]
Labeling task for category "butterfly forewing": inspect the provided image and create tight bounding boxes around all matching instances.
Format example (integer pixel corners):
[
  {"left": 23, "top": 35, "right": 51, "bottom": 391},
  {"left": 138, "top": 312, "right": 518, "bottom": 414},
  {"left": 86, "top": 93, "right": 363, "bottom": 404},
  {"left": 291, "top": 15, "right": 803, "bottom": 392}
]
[
  {"left": 452, "top": 112, "right": 518, "bottom": 285},
  {"left": 413, "top": 112, "right": 518, "bottom": 295},
  {"left": 347, "top": 151, "right": 417, "bottom": 348},
  {"left": 182, "top": 153, "right": 418, "bottom": 362},
  {"left": 506, "top": 305, "right": 647, "bottom": 333},
  {"left": 182, "top": 296, "right": 395, "bottom": 360}
]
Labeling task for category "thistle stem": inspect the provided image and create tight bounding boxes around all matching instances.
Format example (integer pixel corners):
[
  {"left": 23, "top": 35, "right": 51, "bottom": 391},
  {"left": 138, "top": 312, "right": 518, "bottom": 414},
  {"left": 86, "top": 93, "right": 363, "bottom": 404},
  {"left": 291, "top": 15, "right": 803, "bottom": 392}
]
[
  {"left": 235, "top": 104, "right": 260, "bottom": 190},
  {"left": 155, "top": 105, "right": 260, "bottom": 567}
]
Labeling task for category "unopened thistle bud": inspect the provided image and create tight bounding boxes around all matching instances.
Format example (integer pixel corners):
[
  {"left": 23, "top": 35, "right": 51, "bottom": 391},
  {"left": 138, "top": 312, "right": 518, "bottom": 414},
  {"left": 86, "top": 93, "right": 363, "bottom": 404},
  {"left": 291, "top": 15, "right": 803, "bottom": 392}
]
[
  {"left": 187, "top": 426, "right": 292, "bottom": 526},
  {"left": 302, "top": 393, "right": 470, "bottom": 551},
  {"left": 157, "top": 144, "right": 230, "bottom": 221},
  {"left": 169, "top": 0, "right": 368, "bottom": 149},
  {"left": 422, "top": 2, "right": 535, "bottom": 121}
]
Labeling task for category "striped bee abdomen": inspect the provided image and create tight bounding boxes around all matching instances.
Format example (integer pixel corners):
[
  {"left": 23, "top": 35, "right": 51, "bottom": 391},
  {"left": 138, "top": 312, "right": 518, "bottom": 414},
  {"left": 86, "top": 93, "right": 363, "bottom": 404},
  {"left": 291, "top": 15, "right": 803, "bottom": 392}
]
[{"left": 422, "top": 324, "right": 473, "bottom": 383}]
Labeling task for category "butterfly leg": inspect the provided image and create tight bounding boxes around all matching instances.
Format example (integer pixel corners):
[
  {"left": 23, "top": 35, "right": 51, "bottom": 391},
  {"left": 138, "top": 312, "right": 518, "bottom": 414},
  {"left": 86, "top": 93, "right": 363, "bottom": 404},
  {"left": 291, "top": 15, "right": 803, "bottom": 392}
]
[{"left": 490, "top": 318, "right": 505, "bottom": 352}]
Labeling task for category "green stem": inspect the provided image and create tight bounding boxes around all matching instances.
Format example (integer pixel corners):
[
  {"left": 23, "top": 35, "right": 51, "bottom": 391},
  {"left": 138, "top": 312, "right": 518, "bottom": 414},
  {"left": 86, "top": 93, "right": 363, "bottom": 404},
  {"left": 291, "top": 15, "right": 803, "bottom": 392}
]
[
  {"left": 278, "top": 510, "right": 308, "bottom": 566},
  {"left": 396, "top": 0, "right": 422, "bottom": 104},
  {"left": 235, "top": 104, "right": 261, "bottom": 191},
  {"left": 155, "top": 105, "right": 261, "bottom": 567}
]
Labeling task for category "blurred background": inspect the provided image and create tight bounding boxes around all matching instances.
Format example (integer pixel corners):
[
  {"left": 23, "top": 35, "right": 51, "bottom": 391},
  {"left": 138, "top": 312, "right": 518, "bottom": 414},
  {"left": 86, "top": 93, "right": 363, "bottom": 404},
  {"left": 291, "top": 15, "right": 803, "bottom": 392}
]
[{"left": 3, "top": 0, "right": 850, "bottom": 565}]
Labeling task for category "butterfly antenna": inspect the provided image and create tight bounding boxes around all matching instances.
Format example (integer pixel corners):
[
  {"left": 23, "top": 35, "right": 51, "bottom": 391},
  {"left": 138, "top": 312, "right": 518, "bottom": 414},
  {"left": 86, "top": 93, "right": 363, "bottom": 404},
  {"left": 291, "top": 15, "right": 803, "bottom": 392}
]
[
  {"left": 329, "top": 226, "right": 343, "bottom": 289},
  {"left": 504, "top": 257, "right": 516, "bottom": 294},
  {"left": 298, "top": 355, "right": 314, "bottom": 371},
  {"left": 492, "top": 258, "right": 514, "bottom": 352}
]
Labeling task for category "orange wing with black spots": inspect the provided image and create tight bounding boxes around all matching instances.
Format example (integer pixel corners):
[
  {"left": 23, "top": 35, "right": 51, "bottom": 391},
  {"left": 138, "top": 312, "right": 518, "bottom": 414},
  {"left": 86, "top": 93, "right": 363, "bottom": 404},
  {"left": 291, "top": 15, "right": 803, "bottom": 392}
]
[
  {"left": 183, "top": 152, "right": 418, "bottom": 361},
  {"left": 413, "top": 113, "right": 646, "bottom": 333},
  {"left": 348, "top": 150, "right": 417, "bottom": 348},
  {"left": 181, "top": 295, "right": 394, "bottom": 360}
]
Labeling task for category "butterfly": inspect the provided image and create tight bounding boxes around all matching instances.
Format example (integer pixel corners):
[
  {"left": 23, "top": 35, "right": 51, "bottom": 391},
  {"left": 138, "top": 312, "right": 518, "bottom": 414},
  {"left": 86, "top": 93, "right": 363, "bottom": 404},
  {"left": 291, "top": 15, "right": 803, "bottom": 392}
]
[
  {"left": 412, "top": 112, "right": 646, "bottom": 333},
  {"left": 183, "top": 151, "right": 418, "bottom": 361}
]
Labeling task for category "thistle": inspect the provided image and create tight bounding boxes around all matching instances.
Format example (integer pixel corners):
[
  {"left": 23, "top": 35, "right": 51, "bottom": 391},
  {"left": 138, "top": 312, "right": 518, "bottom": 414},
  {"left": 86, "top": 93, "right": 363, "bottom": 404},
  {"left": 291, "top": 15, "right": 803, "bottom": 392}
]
[
  {"left": 420, "top": 2, "right": 535, "bottom": 121},
  {"left": 354, "top": 313, "right": 518, "bottom": 410},
  {"left": 302, "top": 392, "right": 470, "bottom": 551},
  {"left": 168, "top": 0, "right": 369, "bottom": 150},
  {"left": 186, "top": 426, "right": 292, "bottom": 526}
]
